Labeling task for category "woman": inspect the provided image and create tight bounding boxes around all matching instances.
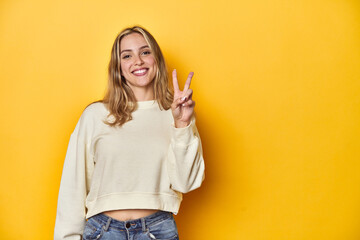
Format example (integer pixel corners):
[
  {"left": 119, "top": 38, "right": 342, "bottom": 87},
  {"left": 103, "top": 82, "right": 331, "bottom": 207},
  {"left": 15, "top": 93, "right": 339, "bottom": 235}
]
[{"left": 54, "top": 26, "right": 205, "bottom": 240}]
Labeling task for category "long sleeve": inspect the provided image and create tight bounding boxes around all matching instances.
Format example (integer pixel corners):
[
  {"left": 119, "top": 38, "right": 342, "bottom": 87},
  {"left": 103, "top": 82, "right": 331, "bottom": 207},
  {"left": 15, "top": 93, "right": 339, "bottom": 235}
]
[
  {"left": 167, "top": 118, "right": 205, "bottom": 194},
  {"left": 54, "top": 110, "right": 94, "bottom": 240}
]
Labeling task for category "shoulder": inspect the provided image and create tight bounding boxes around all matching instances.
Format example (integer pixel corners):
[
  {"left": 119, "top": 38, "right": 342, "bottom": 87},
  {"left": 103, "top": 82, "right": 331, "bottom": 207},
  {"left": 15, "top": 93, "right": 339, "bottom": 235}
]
[
  {"left": 79, "top": 101, "right": 108, "bottom": 125},
  {"left": 84, "top": 101, "right": 107, "bottom": 114}
]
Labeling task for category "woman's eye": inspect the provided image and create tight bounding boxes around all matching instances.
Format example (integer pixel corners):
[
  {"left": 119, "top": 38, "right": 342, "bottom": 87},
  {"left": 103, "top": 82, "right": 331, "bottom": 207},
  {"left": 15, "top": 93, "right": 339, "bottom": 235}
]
[
  {"left": 142, "top": 51, "right": 151, "bottom": 55},
  {"left": 122, "top": 55, "right": 130, "bottom": 59}
]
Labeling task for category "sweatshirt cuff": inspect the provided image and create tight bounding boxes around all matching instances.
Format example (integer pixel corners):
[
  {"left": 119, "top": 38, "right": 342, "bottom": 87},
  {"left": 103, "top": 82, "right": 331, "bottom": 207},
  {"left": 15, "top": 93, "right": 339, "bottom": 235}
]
[{"left": 171, "top": 119, "right": 196, "bottom": 146}]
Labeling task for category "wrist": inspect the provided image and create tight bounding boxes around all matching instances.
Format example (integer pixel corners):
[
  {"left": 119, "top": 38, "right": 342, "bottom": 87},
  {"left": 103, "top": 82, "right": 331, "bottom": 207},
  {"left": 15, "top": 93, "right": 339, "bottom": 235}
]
[{"left": 174, "top": 120, "right": 190, "bottom": 128}]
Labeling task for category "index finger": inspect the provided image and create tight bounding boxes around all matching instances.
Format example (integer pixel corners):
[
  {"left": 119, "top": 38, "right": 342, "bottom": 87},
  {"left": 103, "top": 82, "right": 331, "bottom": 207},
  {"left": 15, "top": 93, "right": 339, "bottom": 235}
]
[
  {"left": 183, "top": 71, "right": 194, "bottom": 92},
  {"left": 172, "top": 69, "right": 180, "bottom": 91}
]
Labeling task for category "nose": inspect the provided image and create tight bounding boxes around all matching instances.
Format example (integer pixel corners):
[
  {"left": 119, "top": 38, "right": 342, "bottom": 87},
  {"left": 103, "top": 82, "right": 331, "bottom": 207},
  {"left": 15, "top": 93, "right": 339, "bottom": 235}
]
[{"left": 134, "top": 54, "right": 144, "bottom": 65}]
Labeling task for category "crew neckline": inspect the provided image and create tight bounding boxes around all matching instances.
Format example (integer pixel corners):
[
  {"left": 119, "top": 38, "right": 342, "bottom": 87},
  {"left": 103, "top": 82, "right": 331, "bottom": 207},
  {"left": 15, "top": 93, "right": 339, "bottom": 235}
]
[{"left": 137, "top": 100, "right": 158, "bottom": 109}]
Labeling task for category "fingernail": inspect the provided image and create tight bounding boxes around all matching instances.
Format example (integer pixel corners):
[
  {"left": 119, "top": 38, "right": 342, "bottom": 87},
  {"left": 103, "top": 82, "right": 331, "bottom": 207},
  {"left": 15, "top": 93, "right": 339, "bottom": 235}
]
[
  {"left": 181, "top": 97, "right": 186, "bottom": 101},
  {"left": 182, "top": 103, "right": 186, "bottom": 107}
]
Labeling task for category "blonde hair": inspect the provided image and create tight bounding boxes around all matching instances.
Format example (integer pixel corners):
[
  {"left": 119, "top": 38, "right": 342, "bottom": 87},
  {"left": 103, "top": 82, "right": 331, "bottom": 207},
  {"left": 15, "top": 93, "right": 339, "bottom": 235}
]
[{"left": 100, "top": 26, "right": 173, "bottom": 127}]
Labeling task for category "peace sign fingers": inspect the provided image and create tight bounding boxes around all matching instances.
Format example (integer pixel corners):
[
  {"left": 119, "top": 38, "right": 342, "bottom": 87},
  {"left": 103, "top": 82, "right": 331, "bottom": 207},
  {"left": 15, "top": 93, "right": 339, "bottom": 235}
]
[{"left": 172, "top": 69, "right": 194, "bottom": 96}]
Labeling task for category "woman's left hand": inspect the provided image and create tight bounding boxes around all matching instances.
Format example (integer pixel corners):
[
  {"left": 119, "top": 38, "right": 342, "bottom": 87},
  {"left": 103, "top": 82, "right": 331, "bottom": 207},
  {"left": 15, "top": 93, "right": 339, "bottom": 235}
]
[{"left": 171, "top": 69, "right": 195, "bottom": 128}]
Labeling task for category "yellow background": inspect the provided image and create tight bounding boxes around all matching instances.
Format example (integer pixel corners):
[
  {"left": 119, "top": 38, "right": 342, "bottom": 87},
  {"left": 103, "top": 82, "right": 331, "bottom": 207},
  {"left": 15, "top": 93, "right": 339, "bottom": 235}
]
[{"left": 1, "top": 0, "right": 359, "bottom": 239}]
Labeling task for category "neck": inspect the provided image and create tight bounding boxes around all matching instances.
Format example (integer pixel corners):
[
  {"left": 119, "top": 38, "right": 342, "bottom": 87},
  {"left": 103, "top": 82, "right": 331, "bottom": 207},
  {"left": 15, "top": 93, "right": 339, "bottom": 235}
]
[
  {"left": 133, "top": 91, "right": 154, "bottom": 101},
  {"left": 131, "top": 86, "right": 155, "bottom": 101}
]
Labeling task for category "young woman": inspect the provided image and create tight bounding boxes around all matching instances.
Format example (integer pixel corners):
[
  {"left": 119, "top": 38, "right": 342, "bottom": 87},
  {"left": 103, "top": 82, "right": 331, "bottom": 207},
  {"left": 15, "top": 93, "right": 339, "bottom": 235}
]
[{"left": 54, "top": 26, "right": 205, "bottom": 240}]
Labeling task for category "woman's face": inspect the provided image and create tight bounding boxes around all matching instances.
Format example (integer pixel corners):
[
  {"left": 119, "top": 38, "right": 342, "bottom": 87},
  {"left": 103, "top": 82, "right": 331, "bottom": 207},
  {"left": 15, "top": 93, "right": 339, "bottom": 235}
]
[{"left": 120, "top": 33, "right": 157, "bottom": 95}]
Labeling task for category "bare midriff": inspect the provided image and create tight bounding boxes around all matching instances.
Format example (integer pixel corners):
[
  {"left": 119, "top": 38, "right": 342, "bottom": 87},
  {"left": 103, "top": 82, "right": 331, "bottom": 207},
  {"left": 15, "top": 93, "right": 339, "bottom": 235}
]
[{"left": 102, "top": 209, "right": 159, "bottom": 221}]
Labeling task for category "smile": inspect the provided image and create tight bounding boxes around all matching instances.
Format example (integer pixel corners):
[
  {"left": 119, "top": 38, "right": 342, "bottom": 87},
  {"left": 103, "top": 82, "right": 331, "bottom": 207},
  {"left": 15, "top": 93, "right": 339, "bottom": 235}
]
[{"left": 132, "top": 68, "right": 148, "bottom": 76}]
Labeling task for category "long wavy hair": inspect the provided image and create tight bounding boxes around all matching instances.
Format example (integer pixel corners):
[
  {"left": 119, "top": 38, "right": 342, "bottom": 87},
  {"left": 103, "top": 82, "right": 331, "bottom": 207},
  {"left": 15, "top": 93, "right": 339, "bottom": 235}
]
[{"left": 100, "top": 26, "right": 173, "bottom": 127}]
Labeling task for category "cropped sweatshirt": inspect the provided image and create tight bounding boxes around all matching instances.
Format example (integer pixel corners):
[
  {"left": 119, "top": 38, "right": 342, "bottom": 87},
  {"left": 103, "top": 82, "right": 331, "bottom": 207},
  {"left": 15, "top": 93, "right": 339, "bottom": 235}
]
[{"left": 54, "top": 100, "right": 205, "bottom": 239}]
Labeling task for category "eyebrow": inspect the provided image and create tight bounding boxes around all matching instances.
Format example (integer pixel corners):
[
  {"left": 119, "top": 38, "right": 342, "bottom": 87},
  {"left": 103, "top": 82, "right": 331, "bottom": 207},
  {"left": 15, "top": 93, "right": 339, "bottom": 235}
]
[{"left": 120, "top": 45, "right": 150, "bottom": 54}]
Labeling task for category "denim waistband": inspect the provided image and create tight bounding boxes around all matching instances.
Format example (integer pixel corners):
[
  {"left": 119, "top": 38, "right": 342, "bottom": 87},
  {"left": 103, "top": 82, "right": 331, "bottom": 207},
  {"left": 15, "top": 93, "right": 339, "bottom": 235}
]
[{"left": 90, "top": 210, "right": 173, "bottom": 231}]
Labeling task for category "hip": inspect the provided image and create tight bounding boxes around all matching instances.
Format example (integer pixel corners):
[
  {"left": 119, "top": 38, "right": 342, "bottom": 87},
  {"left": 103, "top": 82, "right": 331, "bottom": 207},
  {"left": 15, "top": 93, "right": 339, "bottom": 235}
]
[{"left": 83, "top": 210, "right": 179, "bottom": 240}]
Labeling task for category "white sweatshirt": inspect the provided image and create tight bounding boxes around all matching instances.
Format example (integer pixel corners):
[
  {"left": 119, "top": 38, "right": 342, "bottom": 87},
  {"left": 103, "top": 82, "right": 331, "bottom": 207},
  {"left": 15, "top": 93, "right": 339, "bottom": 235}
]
[{"left": 54, "top": 100, "right": 205, "bottom": 239}]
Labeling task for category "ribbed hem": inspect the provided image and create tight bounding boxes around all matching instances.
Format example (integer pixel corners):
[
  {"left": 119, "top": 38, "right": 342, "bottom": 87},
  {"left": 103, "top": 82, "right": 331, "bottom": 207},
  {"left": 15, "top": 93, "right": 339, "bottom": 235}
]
[{"left": 85, "top": 192, "right": 182, "bottom": 219}]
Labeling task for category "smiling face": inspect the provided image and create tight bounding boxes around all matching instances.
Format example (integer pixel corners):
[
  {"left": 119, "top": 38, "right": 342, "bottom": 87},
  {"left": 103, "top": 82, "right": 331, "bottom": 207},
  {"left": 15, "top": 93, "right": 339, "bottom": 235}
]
[{"left": 120, "top": 33, "right": 157, "bottom": 100}]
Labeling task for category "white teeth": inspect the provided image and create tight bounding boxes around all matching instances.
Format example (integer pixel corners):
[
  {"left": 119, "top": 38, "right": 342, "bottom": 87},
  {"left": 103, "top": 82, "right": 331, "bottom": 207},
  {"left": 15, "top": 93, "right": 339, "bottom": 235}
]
[{"left": 133, "top": 69, "right": 147, "bottom": 74}]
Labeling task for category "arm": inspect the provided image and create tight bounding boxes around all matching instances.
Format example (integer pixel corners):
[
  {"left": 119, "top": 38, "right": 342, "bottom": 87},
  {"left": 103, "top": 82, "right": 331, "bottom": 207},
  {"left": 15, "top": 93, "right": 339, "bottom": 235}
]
[
  {"left": 54, "top": 110, "right": 94, "bottom": 240},
  {"left": 167, "top": 118, "right": 205, "bottom": 193},
  {"left": 168, "top": 70, "right": 205, "bottom": 193}
]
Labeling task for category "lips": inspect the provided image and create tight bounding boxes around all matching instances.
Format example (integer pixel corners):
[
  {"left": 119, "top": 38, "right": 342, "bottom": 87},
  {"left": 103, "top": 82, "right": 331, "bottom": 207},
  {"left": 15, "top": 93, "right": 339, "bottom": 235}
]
[{"left": 132, "top": 68, "right": 148, "bottom": 76}]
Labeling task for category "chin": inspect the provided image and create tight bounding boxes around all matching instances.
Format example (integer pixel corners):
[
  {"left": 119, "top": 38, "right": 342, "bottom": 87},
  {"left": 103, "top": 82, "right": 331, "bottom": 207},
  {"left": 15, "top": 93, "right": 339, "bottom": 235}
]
[{"left": 127, "top": 79, "right": 154, "bottom": 89}]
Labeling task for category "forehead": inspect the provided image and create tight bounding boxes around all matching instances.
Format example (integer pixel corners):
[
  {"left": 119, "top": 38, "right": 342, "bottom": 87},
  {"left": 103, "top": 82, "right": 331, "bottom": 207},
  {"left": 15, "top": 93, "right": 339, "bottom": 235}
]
[{"left": 120, "top": 33, "right": 148, "bottom": 50}]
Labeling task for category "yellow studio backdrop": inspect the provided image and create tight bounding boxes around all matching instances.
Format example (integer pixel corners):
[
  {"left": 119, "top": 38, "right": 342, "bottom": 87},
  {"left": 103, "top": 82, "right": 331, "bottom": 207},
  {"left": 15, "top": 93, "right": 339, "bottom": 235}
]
[{"left": 0, "top": 0, "right": 359, "bottom": 239}]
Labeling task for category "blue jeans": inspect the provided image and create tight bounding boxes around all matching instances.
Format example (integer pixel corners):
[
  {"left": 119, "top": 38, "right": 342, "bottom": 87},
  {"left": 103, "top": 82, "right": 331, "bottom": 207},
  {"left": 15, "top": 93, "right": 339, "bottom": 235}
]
[{"left": 83, "top": 211, "right": 179, "bottom": 240}]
